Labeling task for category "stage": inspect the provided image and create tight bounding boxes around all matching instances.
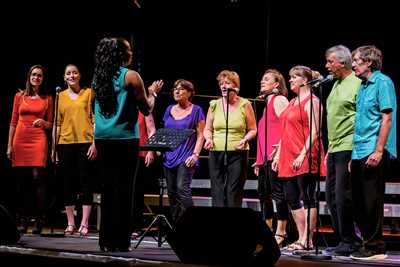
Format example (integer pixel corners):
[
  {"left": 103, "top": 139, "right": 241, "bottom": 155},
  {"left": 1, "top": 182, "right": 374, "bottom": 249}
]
[{"left": 1, "top": 234, "right": 400, "bottom": 267}]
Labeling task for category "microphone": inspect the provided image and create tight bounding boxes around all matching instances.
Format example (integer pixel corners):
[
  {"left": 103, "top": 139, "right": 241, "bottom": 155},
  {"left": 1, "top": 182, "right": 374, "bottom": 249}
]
[
  {"left": 55, "top": 86, "right": 62, "bottom": 93},
  {"left": 256, "top": 88, "right": 279, "bottom": 99},
  {"left": 227, "top": 88, "right": 239, "bottom": 94},
  {"left": 302, "top": 75, "right": 334, "bottom": 88}
]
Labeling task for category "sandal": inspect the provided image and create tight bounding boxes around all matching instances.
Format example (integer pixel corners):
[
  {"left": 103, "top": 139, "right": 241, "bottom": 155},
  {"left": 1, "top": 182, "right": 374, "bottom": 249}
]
[
  {"left": 274, "top": 234, "right": 287, "bottom": 248},
  {"left": 64, "top": 225, "right": 76, "bottom": 235},
  {"left": 285, "top": 241, "right": 306, "bottom": 251},
  {"left": 78, "top": 224, "right": 89, "bottom": 236}
]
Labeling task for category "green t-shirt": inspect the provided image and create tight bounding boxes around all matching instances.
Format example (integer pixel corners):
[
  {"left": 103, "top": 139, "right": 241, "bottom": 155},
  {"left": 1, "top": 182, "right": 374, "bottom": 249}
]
[{"left": 326, "top": 72, "right": 361, "bottom": 152}]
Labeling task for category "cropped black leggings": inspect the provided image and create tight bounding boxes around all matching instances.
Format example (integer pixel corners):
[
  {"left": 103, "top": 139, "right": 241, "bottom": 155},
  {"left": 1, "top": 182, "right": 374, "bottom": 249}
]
[{"left": 284, "top": 174, "right": 317, "bottom": 211}]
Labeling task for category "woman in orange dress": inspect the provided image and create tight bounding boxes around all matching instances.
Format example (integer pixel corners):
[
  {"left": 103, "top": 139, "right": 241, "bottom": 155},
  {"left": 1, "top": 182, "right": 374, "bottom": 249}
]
[{"left": 7, "top": 65, "right": 53, "bottom": 234}]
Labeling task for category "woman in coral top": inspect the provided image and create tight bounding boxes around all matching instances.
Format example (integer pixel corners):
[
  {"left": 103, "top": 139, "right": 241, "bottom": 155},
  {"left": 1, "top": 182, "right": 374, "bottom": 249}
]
[
  {"left": 272, "top": 65, "right": 326, "bottom": 250},
  {"left": 252, "top": 69, "right": 289, "bottom": 247},
  {"left": 7, "top": 65, "right": 53, "bottom": 234},
  {"left": 52, "top": 64, "right": 96, "bottom": 237}
]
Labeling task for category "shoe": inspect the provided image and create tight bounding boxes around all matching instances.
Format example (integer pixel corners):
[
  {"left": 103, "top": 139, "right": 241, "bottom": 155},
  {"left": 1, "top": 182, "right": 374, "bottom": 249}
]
[
  {"left": 31, "top": 219, "right": 43, "bottom": 235},
  {"left": 64, "top": 225, "right": 77, "bottom": 235},
  {"left": 325, "top": 242, "right": 342, "bottom": 253},
  {"left": 100, "top": 245, "right": 117, "bottom": 252},
  {"left": 118, "top": 246, "right": 132, "bottom": 252},
  {"left": 131, "top": 230, "right": 143, "bottom": 240},
  {"left": 17, "top": 218, "right": 28, "bottom": 234},
  {"left": 78, "top": 225, "right": 89, "bottom": 237},
  {"left": 274, "top": 234, "right": 287, "bottom": 248},
  {"left": 333, "top": 242, "right": 361, "bottom": 256},
  {"left": 17, "top": 222, "right": 28, "bottom": 234},
  {"left": 350, "top": 247, "right": 387, "bottom": 260},
  {"left": 285, "top": 241, "right": 307, "bottom": 251}
]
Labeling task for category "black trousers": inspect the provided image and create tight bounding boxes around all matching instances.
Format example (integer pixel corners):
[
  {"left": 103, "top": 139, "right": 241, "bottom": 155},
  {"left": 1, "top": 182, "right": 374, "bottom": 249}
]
[
  {"left": 326, "top": 151, "right": 359, "bottom": 244},
  {"left": 96, "top": 139, "right": 138, "bottom": 251},
  {"left": 259, "top": 161, "right": 289, "bottom": 220},
  {"left": 164, "top": 163, "right": 195, "bottom": 224},
  {"left": 209, "top": 150, "right": 248, "bottom": 208},
  {"left": 57, "top": 143, "right": 93, "bottom": 206},
  {"left": 351, "top": 151, "right": 388, "bottom": 252}
]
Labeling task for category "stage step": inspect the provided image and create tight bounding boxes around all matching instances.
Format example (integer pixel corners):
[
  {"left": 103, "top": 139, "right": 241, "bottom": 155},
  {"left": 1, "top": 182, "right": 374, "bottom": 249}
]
[
  {"left": 191, "top": 179, "right": 400, "bottom": 194},
  {"left": 142, "top": 194, "right": 400, "bottom": 218}
]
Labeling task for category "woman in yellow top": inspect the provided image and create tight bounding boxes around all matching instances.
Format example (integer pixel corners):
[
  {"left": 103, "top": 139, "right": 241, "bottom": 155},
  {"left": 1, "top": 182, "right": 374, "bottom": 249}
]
[
  {"left": 203, "top": 70, "right": 257, "bottom": 207},
  {"left": 52, "top": 64, "right": 97, "bottom": 236}
]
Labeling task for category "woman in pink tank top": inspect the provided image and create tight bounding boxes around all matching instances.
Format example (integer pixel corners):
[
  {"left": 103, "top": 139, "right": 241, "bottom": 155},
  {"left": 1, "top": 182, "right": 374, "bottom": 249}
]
[{"left": 252, "top": 69, "right": 289, "bottom": 247}]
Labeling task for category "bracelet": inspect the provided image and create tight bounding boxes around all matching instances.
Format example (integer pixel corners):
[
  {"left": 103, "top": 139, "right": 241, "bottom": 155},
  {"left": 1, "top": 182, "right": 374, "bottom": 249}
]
[
  {"left": 193, "top": 152, "right": 200, "bottom": 157},
  {"left": 151, "top": 91, "right": 157, "bottom": 98}
]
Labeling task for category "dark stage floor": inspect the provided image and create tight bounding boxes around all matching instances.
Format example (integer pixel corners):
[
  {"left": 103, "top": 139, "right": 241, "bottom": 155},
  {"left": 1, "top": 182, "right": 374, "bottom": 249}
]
[{"left": 1, "top": 234, "right": 400, "bottom": 267}]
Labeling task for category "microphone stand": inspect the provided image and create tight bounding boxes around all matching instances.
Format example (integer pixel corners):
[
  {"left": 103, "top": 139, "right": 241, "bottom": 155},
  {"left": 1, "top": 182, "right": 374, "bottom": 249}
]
[
  {"left": 41, "top": 87, "right": 65, "bottom": 238},
  {"left": 263, "top": 95, "right": 269, "bottom": 223},
  {"left": 300, "top": 84, "right": 331, "bottom": 260},
  {"left": 223, "top": 91, "right": 230, "bottom": 206}
]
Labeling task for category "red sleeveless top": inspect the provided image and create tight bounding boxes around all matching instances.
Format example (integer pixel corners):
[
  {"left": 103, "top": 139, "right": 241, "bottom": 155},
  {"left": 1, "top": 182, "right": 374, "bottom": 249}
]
[
  {"left": 138, "top": 112, "right": 149, "bottom": 158},
  {"left": 278, "top": 95, "right": 326, "bottom": 178},
  {"left": 256, "top": 95, "right": 282, "bottom": 164}
]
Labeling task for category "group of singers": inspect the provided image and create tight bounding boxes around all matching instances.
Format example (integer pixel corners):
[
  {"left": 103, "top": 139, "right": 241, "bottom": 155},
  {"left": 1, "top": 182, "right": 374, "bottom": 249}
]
[{"left": 7, "top": 39, "right": 396, "bottom": 259}]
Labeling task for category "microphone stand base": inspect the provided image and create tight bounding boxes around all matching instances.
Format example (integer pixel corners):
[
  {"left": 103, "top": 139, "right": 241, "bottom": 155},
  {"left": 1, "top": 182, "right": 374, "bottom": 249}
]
[{"left": 295, "top": 250, "right": 332, "bottom": 260}]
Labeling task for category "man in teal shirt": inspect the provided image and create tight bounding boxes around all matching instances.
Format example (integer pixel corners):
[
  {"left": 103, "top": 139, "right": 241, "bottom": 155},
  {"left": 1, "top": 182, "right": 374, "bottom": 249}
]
[
  {"left": 325, "top": 45, "right": 361, "bottom": 256},
  {"left": 350, "top": 45, "right": 397, "bottom": 260}
]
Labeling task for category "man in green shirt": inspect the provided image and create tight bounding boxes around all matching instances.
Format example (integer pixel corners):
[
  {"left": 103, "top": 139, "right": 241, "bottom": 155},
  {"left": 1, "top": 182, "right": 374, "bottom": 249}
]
[{"left": 325, "top": 45, "right": 361, "bottom": 256}]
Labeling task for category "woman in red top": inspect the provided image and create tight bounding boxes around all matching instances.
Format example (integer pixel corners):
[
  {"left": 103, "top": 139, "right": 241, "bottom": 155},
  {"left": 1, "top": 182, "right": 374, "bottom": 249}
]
[
  {"left": 132, "top": 111, "right": 156, "bottom": 239},
  {"left": 272, "top": 65, "right": 325, "bottom": 250},
  {"left": 252, "top": 69, "right": 289, "bottom": 247},
  {"left": 7, "top": 65, "right": 53, "bottom": 234}
]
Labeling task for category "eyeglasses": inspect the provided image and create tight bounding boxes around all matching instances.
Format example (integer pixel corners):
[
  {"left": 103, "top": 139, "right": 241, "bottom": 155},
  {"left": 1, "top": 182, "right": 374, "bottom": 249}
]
[
  {"left": 173, "top": 86, "right": 187, "bottom": 91},
  {"left": 352, "top": 58, "right": 364, "bottom": 65}
]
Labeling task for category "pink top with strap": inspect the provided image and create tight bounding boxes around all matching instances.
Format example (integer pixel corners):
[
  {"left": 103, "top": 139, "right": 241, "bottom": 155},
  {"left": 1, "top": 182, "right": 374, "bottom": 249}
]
[
  {"left": 278, "top": 95, "right": 326, "bottom": 178},
  {"left": 256, "top": 95, "right": 282, "bottom": 164}
]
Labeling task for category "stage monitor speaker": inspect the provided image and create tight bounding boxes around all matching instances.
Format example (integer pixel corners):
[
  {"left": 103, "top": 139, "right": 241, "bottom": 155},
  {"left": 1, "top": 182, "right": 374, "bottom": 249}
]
[
  {"left": 167, "top": 206, "right": 280, "bottom": 267},
  {"left": 0, "top": 204, "right": 21, "bottom": 245}
]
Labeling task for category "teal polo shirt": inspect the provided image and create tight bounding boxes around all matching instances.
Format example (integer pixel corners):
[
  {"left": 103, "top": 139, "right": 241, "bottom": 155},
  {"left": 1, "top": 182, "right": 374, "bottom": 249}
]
[
  {"left": 352, "top": 71, "right": 397, "bottom": 160},
  {"left": 327, "top": 72, "right": 361, "bottom": 153}
]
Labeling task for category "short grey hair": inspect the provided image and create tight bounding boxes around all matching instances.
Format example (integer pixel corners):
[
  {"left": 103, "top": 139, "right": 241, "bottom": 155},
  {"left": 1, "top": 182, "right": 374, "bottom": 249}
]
[{"left": 326, "top": 45, "right": 352, "bottom": 69}]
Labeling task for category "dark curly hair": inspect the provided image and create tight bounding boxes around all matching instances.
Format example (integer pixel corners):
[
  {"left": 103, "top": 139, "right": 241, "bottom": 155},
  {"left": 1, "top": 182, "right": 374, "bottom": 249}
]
[{"left": 92, "top": 37, "right": 132, "bottom": 117}]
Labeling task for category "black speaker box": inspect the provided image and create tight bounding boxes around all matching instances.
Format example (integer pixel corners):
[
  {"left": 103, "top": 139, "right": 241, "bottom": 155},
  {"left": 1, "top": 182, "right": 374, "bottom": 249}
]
[
  {"left": 167, "top": 206, "right": 280, "bottom": 266},
  {"left": 0, "top": 204, "right": 21, "bottom": 245}
]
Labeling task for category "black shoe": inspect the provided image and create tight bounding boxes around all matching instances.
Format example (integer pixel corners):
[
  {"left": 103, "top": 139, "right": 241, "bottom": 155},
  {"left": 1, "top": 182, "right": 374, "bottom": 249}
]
[
  {"left": 100, "top": 245, "right": 117, "bottom": 252},
  {"left": 274, "top": 234, "right": 288, "bottom": 248},
  {"left": 31, "top": 220, "right": 43, "bottom": 235},
  {"left": 333, "top": 242, "right": 360, "bottom": 256},
  {"left": 17, "top": 224, "right": 28, "bottom": 234},
  {"left": 17, "top": 218, "right": 28, "bottom": 234},
  {"left": 325, "top": 242, "right": 343, "bottom": 253},
  {"left": 350, "top": 247, "right": 387, "bottom": 260}
]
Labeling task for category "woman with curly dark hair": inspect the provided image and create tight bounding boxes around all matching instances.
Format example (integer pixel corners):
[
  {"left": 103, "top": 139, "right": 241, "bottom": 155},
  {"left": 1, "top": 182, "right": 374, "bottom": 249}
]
[{"left": 92, "top": 37, "right": 163, "bottom": 252}]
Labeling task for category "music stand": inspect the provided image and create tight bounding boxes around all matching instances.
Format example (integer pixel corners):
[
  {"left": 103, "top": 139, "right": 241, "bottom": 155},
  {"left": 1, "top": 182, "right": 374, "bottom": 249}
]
[{"left": 134, "top": 128, "right": 195, "bottom": 248}]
